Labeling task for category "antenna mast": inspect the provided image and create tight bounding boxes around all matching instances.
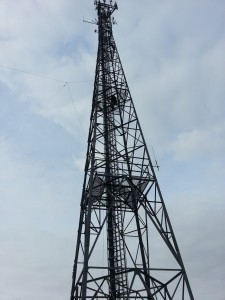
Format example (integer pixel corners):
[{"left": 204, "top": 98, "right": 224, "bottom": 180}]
[{"left": 70, "top": 1, "right": 194, "bottom": 299}]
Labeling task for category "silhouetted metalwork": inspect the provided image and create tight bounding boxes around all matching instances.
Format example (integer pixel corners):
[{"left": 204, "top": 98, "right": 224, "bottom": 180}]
[{"left": 70, "top": 1, "right": 194, "bottom": 299}]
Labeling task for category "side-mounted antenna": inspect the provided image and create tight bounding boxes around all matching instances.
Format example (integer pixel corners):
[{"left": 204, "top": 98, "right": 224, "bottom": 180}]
[
  {"left": 152, "top": 145, "right": 160, "bottom": 171},
  {"left": 83, "top": 18, "right": 98, "bottom": 25}
]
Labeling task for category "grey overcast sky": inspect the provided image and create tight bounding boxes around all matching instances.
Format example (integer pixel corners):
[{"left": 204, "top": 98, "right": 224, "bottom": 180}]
[{"left": 0, "top": 0, "right": 225, "bottom": 299}]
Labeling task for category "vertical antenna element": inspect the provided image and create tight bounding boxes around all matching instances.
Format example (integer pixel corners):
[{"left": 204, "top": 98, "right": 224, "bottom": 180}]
[{"left": 70, "top": 1, "right": 194, "bottom": 299}]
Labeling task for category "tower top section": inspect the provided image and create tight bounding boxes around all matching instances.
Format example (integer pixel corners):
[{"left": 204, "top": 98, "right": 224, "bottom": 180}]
[{"left": 94, "top": 0, "right": 118, "bottom": 19}]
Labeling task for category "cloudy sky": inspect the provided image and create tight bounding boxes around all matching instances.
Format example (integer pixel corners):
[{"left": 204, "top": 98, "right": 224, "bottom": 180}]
[{"left": 0, "top": 0, "right": 224, "bottom": 299}]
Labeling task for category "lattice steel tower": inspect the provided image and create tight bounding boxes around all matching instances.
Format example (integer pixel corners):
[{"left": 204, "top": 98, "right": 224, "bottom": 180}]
[{"left": 70, "top": 1, "right": 194, "bottom": 299}]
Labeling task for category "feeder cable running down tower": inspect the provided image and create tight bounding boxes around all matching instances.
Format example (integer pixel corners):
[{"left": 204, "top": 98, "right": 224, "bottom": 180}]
[{"left": 70, "top": 1, "right": 194, "bottom": 299}]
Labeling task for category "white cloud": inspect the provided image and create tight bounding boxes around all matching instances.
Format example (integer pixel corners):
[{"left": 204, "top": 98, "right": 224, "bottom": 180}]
[
  {"left": 0, "top": 140, "right": 81, "bottom": 300},
  {"left": 171, "top": 122, "right": 225, "bottom": 161}
]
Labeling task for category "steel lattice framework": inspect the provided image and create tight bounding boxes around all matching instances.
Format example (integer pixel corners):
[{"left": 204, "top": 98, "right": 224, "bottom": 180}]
[{"left": 70, "top": 1, "right": 194, "bottom": 299}]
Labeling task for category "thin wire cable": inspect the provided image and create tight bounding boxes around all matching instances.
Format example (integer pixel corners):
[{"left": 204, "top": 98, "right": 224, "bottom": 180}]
[
  {"left": 0, "top": 64, "right": 92, "bottom": 84},
  {"left": 65, "top": 82, "right": 87, "bottom": 140},
  {"left": 0, "top": 84, "right": 66, "bottom": 146},
  {"left": 43, "top": 84, "right": 67, "bottom": 110},
  {"left": 0, "top": 70, "right": 89, "bottom": 146}
]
